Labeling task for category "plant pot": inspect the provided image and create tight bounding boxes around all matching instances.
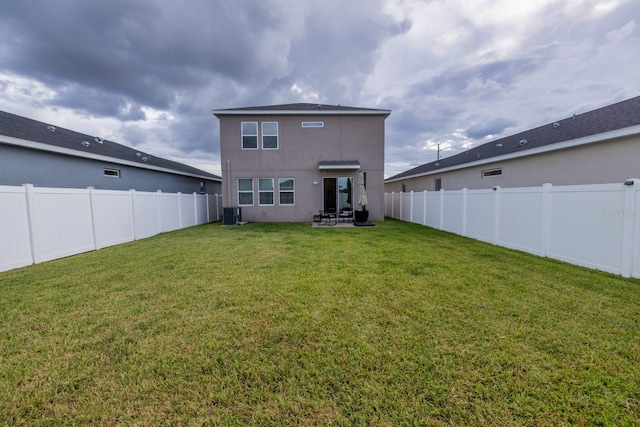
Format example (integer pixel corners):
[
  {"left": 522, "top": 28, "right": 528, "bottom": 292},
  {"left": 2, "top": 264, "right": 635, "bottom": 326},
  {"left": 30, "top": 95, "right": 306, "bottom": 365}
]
[{"left": 354, "top": 210, "right": 369, "bottom": 223}]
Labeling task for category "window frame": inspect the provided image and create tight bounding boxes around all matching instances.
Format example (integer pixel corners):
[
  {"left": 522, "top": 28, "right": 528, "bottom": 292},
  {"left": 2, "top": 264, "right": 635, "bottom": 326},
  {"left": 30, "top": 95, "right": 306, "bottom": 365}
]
[
  {"left": 261, "top": 121, "right": 279, "bottom": 150},
  {"left": 104, "top": 168, "right": 120, "bottom": 178},
  {"left": 237, "top": 178, "right": 254, "bottom": 206},
  {"left": 241, "top": 122, "right": 258, "bottom": 150},
  {"left": 278, "top": 177, "right": 295, "bottom": 206},
  {"left": 301, "top": 121, "right": 324, "bottom": 128},
  {"left": 482, "top": 168, "right": 503, "bottom": 178},
  {"left": 258, "top": 178, "right": 275, "bottom": 206},
  {"left": 434, "top": 178, "right": 442, "bottom": 191}
]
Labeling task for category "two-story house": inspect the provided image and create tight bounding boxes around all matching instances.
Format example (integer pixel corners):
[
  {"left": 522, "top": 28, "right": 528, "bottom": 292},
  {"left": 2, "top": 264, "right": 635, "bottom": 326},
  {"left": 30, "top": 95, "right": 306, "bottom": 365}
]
[{"left": 213, "top": 103, "right": 391, "bottom": 223}]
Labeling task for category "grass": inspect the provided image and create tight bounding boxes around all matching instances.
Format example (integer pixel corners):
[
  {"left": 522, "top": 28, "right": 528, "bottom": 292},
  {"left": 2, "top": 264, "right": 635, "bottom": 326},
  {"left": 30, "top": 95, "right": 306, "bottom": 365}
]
[{"left": 1, "top": 220, "right": 639, "bottom": 425}]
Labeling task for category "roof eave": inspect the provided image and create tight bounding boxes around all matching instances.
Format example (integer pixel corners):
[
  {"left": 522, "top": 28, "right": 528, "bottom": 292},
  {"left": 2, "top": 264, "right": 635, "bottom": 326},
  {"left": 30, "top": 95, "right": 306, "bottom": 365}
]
[
  {"left": 213, "top": 109, "right": 391, "bottom": 117},
  {"left": 385, "top": 123, "right": 640, "bottom": 183}
]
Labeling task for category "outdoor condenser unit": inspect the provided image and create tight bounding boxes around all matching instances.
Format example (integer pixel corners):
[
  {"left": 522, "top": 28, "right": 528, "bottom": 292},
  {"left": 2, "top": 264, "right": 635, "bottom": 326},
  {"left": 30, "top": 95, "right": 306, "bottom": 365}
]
[{"left": 222, "top": 207, "right": 242, "bottom": 225}]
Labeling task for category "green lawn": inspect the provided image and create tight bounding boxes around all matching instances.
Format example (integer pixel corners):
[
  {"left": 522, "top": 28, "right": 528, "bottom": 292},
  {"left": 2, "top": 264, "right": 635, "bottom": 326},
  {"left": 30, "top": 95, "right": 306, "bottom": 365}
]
[{"left": 1, "top": 220, "right": 639, "bottom": 425}]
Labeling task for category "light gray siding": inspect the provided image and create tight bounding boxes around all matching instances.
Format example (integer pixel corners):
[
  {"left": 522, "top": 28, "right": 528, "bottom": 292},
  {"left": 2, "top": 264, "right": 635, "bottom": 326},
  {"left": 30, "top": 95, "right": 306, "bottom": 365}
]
[{"left": 0, "top": 144, "right": 222, "bottom": 194}]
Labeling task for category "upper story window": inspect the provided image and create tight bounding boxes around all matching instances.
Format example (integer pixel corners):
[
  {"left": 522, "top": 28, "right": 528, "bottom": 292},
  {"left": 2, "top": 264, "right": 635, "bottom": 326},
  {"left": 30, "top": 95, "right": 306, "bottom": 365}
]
[
  {"left": 104, "top": 168, "right": 120, "bottom": 178},
  {"left": 301, "top": 121, "right": 324, "bottom": 128},
  {"left": 482, "top": 168, "right": 502, "bottom": 178},
  {"left": 241, "top": 122, "right": 258, "bottom": 149},
  {"left": 262, "top": 122, "right": 278, "bottom": 149}
]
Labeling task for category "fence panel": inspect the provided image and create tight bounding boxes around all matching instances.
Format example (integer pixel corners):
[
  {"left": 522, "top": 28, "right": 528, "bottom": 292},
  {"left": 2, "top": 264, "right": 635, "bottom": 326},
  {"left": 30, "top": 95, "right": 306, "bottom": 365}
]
[
  {"left": 92, "top": 189, "right": 135, "bottom": 249},
  {"left": 160, "top": 193, "right": 181, "bottom": 232},
  {"left": 410, "top": 191, "right": 425, "bottom": 225},
  {"left": 133, "top": 191, "right": 162, "bottom": 239},
  {"left": 180, "top": 193, "right": 197, "bottom": 228},
  {"left": 498, "top": 187, "right": 544, "bottom": 255},
  {"left": 465, "top": 189, "right": 495, "bottom": 243},
  {"left": 32, "top": 187, "right": 95, "bottom": 263},
  {"left": 424, "top": 192, "right": 441, "bottom": 228},
  {"left": 400, "top": 192, "right": 411, "bottom": 222},
  {"left": 0, "top": 186, "right": 33, "bottom": 271},
  {"left": 442, "top": 190, "right": 464, "bottom": 234},
  {"left": 547, "top": 184, "right": 626, "bottom": 274}
]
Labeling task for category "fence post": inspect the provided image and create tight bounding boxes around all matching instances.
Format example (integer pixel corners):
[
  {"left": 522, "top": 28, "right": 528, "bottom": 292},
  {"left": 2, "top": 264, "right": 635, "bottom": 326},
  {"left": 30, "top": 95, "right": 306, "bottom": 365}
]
[
  {"left": 130, "top": 189, "right": 137, "bottom": 241},
  {"left": 540, "top": 183, "right": 552, "bottom": 257},
  {"left": 461, "top": 188, "right": 468, "bottom": 236},
  {"left": 409, "top": 191, "right": 414, "bottom": 223},
  {"left": 177, "top": 192, "right": 183, "bottom": 229},
  {"left": 390, "top": 192, "right": 394, "bottom": 219},
  {"left": 193, "top": 192, "right": 198, "bottom": 225},
  {"left": 492, "top": 186, "right": 501, "bottom": 244},
  {"left": 88, "top": 187, "right": 99, "bottom": 249},
  {"left": 157, "top": 190, "right": 163, "bottom": 232},
  {"left": 23, "top": 184, "right": 39, "bottom": 265},
  {"left": 621, "top": 179, "right": 639, "bottom": 278},
  {"left": 423, "top": 190, "right": 427, "bottom": 226},
  {"left": 439, "top": 188, "right": 444, "bottom": 230}
]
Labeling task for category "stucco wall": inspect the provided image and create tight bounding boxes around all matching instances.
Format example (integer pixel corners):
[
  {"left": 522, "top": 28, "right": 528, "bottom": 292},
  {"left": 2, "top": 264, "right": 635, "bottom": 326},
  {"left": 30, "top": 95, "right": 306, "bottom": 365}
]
[
  {"left": 219, "top": 113, "right": 386, "bottom": 222},
  {"left": 0, "top": 144, "right": 222, "bottom": 194},
  {"left": 385, "top": 134, "right": 640, "bottom": 192}
]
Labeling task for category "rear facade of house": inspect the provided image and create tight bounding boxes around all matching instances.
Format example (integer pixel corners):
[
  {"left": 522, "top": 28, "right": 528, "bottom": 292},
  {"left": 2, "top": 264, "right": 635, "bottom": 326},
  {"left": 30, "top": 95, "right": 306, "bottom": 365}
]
[{"left": 214, "top": 103, "right": 390, "bottom": 223}]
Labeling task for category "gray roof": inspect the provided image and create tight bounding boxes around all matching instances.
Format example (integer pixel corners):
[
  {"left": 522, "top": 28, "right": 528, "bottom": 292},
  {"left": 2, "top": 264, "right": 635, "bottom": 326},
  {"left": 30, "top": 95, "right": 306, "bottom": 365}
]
[
  {"left": 213, "top": 103, "right": 390, "bottom": 115},
  {"left": 386, "top": 95, "right": 640, "bottom": 182},
  {"left": 0, "top": 110, "right": 220, "bottom": 181}
]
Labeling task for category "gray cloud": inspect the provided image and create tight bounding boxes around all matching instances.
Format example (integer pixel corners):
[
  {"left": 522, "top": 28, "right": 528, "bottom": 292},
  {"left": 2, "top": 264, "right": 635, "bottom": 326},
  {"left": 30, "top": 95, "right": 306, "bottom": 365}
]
[{"left": 0, "top": 0, "right": 638, "bottom": 178}]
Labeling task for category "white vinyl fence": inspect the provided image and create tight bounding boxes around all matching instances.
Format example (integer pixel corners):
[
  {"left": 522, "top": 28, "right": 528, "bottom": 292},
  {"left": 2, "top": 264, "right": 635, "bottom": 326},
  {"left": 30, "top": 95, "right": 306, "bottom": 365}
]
[
  {"left": 385, "top": 180, "right": 640, "bottom": 279},
  {"left": 0, "top": 184, "right": 223, "bottom": 272}
]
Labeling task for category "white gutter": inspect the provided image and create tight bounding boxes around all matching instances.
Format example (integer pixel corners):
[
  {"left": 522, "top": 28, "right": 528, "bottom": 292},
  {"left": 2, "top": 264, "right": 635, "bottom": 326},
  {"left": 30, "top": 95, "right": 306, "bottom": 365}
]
[
  {"left": 1, "top": 135, "right": 221, "bottom": 182},
  {"left": 385, "top": 123, "right": 640, "bottom": 183}
]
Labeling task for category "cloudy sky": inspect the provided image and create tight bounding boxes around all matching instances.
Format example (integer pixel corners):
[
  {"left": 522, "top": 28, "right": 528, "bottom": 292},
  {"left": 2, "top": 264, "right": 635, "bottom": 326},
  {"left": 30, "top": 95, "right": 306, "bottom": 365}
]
[{"left": 1, "top": 0, "right": 638, "bottom": 178}]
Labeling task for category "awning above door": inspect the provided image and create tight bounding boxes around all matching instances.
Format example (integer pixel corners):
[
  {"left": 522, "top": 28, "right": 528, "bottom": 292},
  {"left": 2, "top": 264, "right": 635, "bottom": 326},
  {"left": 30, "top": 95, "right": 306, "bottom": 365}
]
[{"left": 318, "top": 160, "right": 360, "bottom": 170}]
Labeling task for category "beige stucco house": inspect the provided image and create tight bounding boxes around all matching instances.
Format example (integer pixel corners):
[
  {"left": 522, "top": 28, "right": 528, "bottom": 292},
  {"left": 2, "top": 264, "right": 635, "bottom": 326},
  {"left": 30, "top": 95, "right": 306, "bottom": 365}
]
[
  {"left": 385, "top": 96, "right": 640, "bottom": 192},
  {"left": 213, "top": 103, "right": 391, "bottom": 222}
]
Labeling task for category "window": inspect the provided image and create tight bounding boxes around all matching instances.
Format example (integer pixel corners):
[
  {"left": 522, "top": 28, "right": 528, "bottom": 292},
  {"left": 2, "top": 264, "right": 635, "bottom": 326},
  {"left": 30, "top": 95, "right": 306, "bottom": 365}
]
[
  {"left": 238, "top": 178, "right": 254, "bottom": 205},
  {"left": 434, "top": 178, "right": 442, "bottom": 191},
  {"left": 258, "top": 178, "right": 274, "bottom": 205},
  {"left": 104, "top": 168, "right": 120, "bottom": 178},
  {"left": 241, "top": 122, "right": 258, "bottom": 149},
  {"left": 279, "top": 178, "right": 294, "bottom": 205},
  {"left": 302, "top": 121, "right": 324, "bottom": 128},
  {"left": 262, "top": 122, "right": 278, "bottom": 149},
  {"left": 482, "top": 168, "right": 502, "bottom": 178}
]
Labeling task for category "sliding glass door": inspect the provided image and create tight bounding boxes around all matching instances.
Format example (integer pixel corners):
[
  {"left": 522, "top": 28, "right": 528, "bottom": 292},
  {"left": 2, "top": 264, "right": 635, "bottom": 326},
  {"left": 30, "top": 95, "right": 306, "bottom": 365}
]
[{"left": 323, "top": 177, "right": 353, "bottom": 213}]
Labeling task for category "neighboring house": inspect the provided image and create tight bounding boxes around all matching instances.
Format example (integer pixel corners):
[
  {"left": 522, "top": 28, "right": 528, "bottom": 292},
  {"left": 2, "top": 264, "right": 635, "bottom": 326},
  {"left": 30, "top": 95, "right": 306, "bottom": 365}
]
[
  {"left": 0, "top": 110, "right": 221, "bottom": 194},
  {"left": 213, "top": 103, "right": 391, "bottom": 222},
  {"left": 385, "top": 96, "right": 640, "bottom": 192}
]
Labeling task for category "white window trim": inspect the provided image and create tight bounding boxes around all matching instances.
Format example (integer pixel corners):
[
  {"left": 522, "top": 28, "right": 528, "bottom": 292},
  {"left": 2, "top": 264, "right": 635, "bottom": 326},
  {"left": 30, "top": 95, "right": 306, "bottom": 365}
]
[
  {"left": 482, "top": 168, "right": 503, "bottom": 178},
  {"left": 237, "top": 178, "right": 254, "bottom": 206},
  {"left": 104, "top": 168, "right": 120, "bottom": 178},
  {"left": 301, "top": 121, "right": 324, "bottom": 128},
  {"left": 258, "top": 178, "right": 275, "bottom": 206},
  {"left": 278, "top": 177, "right": 295, "bottom": 206},
  {"left": 241, "top": 121, "right": 258, "bottom": 150}
]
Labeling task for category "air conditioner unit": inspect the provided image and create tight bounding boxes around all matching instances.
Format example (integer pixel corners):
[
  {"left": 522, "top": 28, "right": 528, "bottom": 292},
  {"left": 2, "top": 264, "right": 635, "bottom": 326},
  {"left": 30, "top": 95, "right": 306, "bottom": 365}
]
[{"left": 222, "top": 207, "right": 242, "bottom": 225}]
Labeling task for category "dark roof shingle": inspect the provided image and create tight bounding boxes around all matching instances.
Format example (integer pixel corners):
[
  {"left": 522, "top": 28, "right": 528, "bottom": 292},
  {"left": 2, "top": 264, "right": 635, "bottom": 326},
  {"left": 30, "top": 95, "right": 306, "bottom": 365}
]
[
  {"left": 386, "top": 95, "right": 640, "bottom": 181},
  {"left": 0, "top": 110, "right": 220, "bottom": 180}
]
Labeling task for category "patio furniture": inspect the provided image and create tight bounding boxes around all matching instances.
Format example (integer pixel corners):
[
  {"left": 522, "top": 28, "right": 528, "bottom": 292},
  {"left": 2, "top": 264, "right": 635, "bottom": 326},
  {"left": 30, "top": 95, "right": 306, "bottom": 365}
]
[
  {"left": 320, "top": 209, "right": 337, "bottom": 226},
  {"left": 339, "top": 209, "right": 353, "bottom": 223}
]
